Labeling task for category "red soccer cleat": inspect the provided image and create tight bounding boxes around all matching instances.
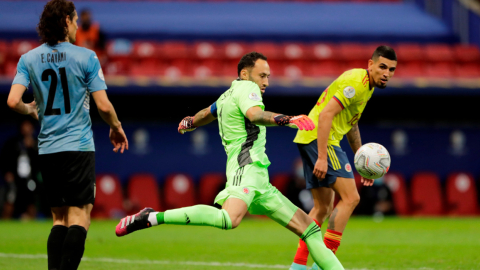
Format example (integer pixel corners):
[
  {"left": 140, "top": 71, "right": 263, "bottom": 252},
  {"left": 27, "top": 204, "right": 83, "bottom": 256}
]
[{"left": 115, "top": 207, "right": 155, "bottom": 237}]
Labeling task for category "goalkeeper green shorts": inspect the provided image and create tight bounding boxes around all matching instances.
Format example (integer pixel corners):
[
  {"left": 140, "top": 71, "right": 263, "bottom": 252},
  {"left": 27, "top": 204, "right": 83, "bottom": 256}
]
[{"left": 214, "top": 162, "right": 299, "bottom": 227}]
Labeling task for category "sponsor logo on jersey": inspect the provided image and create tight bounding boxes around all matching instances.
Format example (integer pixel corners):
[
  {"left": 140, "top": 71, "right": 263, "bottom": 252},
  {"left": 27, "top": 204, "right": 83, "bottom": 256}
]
[
  {"left": 345, "top": 163, "right": 352, "bottom": 172},
  {"left": 243, "top": 187, "right": 250, "bottom": 194},
  {"left": 248, "top": 92, "right": 261, "bottom": 101},
  {"left": 343, "top": 86, "right": 355, "bottom": 98},
  {"left": 98, "top": 68, "right": 105, "bottom": 81}
]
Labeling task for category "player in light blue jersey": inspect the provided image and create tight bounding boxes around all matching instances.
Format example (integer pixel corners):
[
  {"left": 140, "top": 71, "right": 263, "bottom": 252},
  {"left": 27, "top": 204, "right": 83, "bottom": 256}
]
[{"left": 6, "top": 1, "right": 128, "bottom": 269}]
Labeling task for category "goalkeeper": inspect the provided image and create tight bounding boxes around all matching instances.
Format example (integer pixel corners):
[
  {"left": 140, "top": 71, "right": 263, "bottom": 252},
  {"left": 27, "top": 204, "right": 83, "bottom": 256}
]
[{"left": 115, "top": 52, "right": 344, "bottom": 270}]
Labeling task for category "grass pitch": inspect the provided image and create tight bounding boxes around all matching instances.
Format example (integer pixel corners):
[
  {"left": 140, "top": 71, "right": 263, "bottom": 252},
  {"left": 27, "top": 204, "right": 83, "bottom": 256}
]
[{"left": 0, "top": 217, "right": 479, "bottom": 270}]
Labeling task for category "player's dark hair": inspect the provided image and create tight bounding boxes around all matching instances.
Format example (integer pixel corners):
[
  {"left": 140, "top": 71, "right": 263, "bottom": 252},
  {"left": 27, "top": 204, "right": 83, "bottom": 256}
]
[
  {"left": 237, "top": 52, "right": 268, "bottom": 76},
  {"left": 372, "top": 45, "right": 397, "bottom": 61},
  {"left": 37, "top": 0, "right": 76, "bottom": 46}
]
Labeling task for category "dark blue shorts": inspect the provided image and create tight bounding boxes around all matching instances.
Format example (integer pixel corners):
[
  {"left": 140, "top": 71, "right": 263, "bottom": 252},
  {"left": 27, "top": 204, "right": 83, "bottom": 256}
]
[{"left": 297, "top": 140, "right": 354, "bottom": 189}]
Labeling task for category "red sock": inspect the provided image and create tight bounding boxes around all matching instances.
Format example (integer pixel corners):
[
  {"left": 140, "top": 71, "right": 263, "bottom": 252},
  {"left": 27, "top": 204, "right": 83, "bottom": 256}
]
[
  {"left": 293, "top": 219, "right": 322, "bottom": 265},
  {"left": 324, "top": 229, "right": 343, "bottom": 254}
]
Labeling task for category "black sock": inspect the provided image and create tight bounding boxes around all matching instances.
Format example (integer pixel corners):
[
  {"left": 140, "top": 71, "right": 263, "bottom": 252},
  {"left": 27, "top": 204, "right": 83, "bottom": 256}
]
[
  {"left": 59, "top": 225, "right": 87, "bottom": 270},
  {"left": 47, "top": 225, "right": 68, "bottom": 270}
]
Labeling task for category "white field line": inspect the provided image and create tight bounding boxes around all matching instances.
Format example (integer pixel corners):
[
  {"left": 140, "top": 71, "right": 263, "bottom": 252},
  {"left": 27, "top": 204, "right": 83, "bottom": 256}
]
[{"left": 0, "top": 252, "right": 434, "bottom": 270}]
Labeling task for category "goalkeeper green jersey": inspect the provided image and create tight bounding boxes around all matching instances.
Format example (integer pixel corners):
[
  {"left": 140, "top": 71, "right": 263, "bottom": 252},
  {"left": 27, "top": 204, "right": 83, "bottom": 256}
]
[{"left": 215, "top": 80, "right": 271, "bottom": 174}]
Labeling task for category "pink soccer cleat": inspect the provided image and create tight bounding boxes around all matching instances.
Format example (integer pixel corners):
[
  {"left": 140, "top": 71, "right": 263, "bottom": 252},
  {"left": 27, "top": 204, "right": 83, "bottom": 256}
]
[{"left": 115, "top": 207, "right": 155, "bottom": 237}]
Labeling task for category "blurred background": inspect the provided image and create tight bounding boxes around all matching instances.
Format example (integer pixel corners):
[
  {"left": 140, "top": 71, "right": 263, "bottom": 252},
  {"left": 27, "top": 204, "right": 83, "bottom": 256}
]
[{"left": 0, "top": 0, "right": 479, "bottom": 221}]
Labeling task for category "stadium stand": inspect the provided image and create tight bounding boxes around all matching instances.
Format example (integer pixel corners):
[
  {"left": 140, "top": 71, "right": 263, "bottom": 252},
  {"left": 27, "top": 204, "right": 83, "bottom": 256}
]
[
  {"left": 198, "top": 173, "right": 226, "bottom": 205},
  {"left": 92, "top": 174, "right": 124, "bottom": 219},
  {"left": 127, "top": 173, "right": 163, "bottom": 212},
  {"left": 445, "top": 173, "right": 478, "bottom": 216},
  {"left": 270, "top": 173, "right": 292, "bottom": 195},
  {"left": 163, "top": 173, "right": 196, "bottom": 209},
  {"left": 383, "top": 172, "right": 410, "bottom": 216},
  {"left": 410, "top": 172, "right": 444, "bottom": 216}
]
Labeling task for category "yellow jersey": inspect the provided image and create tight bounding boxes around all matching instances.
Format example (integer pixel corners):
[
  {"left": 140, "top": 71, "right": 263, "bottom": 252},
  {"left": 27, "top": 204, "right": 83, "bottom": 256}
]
[{"left": 294, "top": 69, "right": 374, "bottom": 146}]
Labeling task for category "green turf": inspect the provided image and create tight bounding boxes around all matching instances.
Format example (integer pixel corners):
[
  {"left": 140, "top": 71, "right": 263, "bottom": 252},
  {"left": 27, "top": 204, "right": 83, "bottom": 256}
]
[{"left": 0, "top": 217, "right": 479, "bottom": 270}]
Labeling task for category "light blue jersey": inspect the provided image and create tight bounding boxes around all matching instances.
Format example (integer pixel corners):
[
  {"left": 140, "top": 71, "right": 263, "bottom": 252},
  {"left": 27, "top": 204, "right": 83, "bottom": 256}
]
[{"left": 12, "top": 42, "right": 107, "bottom": 155}]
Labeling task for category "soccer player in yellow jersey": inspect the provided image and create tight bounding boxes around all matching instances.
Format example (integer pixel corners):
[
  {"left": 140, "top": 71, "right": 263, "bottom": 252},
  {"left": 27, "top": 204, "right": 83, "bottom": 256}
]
[{"left": 290, "top": 46, "right": 397, "bottom": 270}]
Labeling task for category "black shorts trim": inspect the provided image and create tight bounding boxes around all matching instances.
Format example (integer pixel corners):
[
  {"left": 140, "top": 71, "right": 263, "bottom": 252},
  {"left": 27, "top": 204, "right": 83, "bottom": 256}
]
[{"left": 39, "top": 151, "right": 95, "bottom": 207}]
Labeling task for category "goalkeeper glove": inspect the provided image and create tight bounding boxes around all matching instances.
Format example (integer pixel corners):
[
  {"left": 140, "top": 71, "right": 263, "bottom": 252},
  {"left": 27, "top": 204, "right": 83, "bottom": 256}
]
[
  {"left": 274, "top": 114, "right": 315, "bottom": 131},
  {"left": 178, "top": 116, "right": 197, "bottom": 134}
]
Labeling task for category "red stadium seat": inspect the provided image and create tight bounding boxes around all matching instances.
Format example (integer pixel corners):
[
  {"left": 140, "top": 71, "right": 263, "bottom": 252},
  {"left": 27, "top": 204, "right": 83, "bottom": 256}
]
[
  {"left": 282, "top": 43, "right": 308, "bottom": 60},
  {"left": 393, "top": 62, "right": 424, "bottom": 78},
  {"left": 104, "top": 60, "right": 130, "bottom": 76},
  {"left": 383, "top": 172, "right": 409, "bottom": 215},
  {"left": 445, "top": 173, "right": 478, "bottom": 215},
  {"left": 198, "top": 173, "right": 226, "bottom": 205},
  {"left": 163, "top": 173, "right": 196, "bottom": 209},
  {"left": 338, "top": 43, "right": 370, "bottom": 61},
  {"left": 193, "top": 41, "right": 221, "bottom": 59},
  {"left": 92, "top": 174, "right": 124, "bottom": 219},
  {"left": 160, "top": 41, "right": 191, "bottom": 59},
  {"left": 132, "top": 41, "right": 160, "bottom": 59},
  {"left": 425, "top": 44, "right": 455, "bottom": 63},
  {"left": 252, "top": 42, "right": 282, "bottom": 60},
  {"left": 161, "top": 59, "right": 192, "bottom": 79},
  {"left": 271, "top": 173, "right": 292, "bottom": 195},
  {"left": 128, "top": 174, "right": 162, "bottom": 212},
  {"left": 130, "top": 59, "right": 164, "bottom": 77},
  {"left": 222, "top": 41, "right": 250, "bottom": 60},
  {"left": 0, "top": 40, "right": 8, "bottom": 73},
  {"left": 220, "top": 59, "right": 239, "bottom": 79},
  {"left": 344, "top": 60, "right": 367, "bottom": 71},
  {"left": 454, "top": 63, "right": 480, "bottom": 78},
  {"left": 192, "top": 59, "right": 223, "bottom": 79},
  {"left": 396, "top": 43, "right": 423, "bottom": 64},
  {"left": 283, "top": 61, "right": 311, "bottom": 80},
  {"left": 425, "top": 63, "right": 454, "bottom": 78},
  {"left": 266, "top": 60, "right": 285, "bottom": 78},
  {"left": 309, "top": 43, "right": 338, "bottom": 61},
  {"left": 410, "top": 172, "right": 444, "bottom": 216},
  {"left": 10, "top": 40, "right": 40, "bottom": 59},
  {"left": 311, "top": 62, "right": 343, "bottom": 78},
  {"left": 453, "top": 44, "right": 480, "bottom": 63},
  {"left": 4, "top": 60, "right": 18, "bottom": 79}
]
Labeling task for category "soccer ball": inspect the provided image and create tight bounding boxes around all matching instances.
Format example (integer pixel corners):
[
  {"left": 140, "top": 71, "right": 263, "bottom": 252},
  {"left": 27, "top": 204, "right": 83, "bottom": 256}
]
[{"left": 354, "top": 143, "right": 391, "bottom": 179}]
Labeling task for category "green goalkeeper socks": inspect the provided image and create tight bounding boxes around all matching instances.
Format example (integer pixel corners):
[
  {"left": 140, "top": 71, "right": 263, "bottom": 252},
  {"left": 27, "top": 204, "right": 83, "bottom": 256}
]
[
  {"left": 155, "top": 205, "right": 232, "bottom": 230},
  {"left": 301, "top": 222, "right": 344, "bottom": 270}
]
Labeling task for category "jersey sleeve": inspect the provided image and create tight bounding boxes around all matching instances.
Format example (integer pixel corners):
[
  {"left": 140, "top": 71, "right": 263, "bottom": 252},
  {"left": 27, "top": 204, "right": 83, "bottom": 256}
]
[
  {"left": 235, "top": 82, "right": 265, "bottom": 116},
  {"left": 12, "top": 56, "right": 30, "bottom": 88},
  {"left": 85, "top": 52, "right": 107, "bottom": 92}
]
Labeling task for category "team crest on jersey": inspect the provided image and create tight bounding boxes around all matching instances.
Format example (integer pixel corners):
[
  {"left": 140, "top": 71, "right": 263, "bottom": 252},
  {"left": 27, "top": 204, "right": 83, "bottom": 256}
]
[
  {"left": 249, "top": 92, "right": 261, "bottom": 101},
  {"left": 343, "top": 86, "right": 355, "bottom": 99},
  {"left": 345, "top": 163, "right": 352, "bottom": 172},
  {"left": 243, "top": 187, "right": 250, "bottom": 194},
  {"left": 98, "top": 68, "right": 105, "bottom": 81}
]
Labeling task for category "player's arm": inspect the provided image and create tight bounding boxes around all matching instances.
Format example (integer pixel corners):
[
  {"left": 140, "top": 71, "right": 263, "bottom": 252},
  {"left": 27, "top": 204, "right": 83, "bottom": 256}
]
[
  {"left": 313, "top": 100, "right": 343, "bottom": 180},
  {"left": 346, "top": 123, "right": 362, "bottom": 154},
  {"left": 245, "top": 106, "right": 314, "bottom": 130},
  {"left": 178, "top": 103, "right": 217, "bottom": 134},
  {"left": 7, "top": 84, "right": 38, "bottom": 120},
  {"left": 92, "top": 90, "right": 128, "bottom": 153},
  {"left": 346, "top": 123, "right": 374, "bottom": 186}
]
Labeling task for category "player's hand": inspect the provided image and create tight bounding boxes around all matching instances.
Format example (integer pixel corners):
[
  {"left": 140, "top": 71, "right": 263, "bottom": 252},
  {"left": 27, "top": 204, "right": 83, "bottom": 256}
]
[
  {"left": 361, "top": 177, "right": 374, "bottom": 186},
  {"left": 313, "top": 158, "right": 328, "bottom": 180},
  {"left": 288, "top": 115, "right": 315, "bottom": 131},
  {"left": 178, "top": 116, "right": 197, "bottom": 134},
  {"left": 109, "top": 125, "right": 129, "bottom": 154},
  {"left": 26, "top": 101, "right": 38, "bottom": 120}
]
